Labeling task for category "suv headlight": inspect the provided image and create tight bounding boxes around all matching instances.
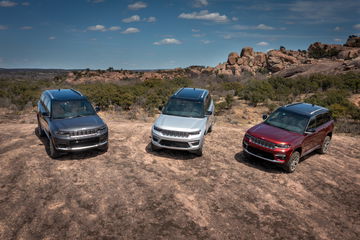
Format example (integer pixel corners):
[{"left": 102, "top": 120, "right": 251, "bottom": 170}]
[
  {"left": 56, "top": 130, "right": 70, "bottom": 136},
  {"left": 245, "top": 133, "right": 252, "bottom": 139},
  {"left": 97, "top": 125, "right": 107, "bottom": 133},
  {"left": 189, "top": 130, "right": 201, "bottom": 135},
  {"left": 275, "top": 143, "right": 291, "bottom": 149},
  {"left": 153, "top": 126, "right": 162, "bottom": 132}
]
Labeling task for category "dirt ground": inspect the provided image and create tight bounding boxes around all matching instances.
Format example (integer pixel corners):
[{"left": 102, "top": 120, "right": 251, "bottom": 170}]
[{"left": 0, "top": 115, "right": 359, "bottom": 240}]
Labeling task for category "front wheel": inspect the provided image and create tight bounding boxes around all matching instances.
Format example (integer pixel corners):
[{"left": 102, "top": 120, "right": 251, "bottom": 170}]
[
  {"left": 37, "top": 120, "right": 45, "bottom": 137},
  {"left": 319, "top": 136, "right": 331, "bottom": 154},
  {"left": 283, "top": 151, "right": 300, "bottom": 173},
  {"left": 48, "top": 138, "right": 61, "bottom": 159}
]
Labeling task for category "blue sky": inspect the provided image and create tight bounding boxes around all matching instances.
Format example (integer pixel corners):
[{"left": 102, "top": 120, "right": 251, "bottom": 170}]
[{"left": 0, "top": 0, "right": 359, "bottom": 69}]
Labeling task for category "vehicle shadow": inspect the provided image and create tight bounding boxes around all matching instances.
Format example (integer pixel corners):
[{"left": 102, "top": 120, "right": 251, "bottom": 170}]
[
  {"left": 145, "top": 143, "right": 198, "bottom": 160},
  {"left": 234, "top": 151, "right": 284, "bottom": 174},
  {"left": 35, "top": 127, "right": 106, "bottom": 161}
]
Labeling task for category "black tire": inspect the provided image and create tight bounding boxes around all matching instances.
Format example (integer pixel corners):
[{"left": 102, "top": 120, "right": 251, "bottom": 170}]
[
  {"left": 207, "top": 125, "right": 213, "bottom": 133},
  {"left": 151, "top": 142, "right": 161, "bottom": 152},
  {"left": 243, "top": 150, "right": 252, "bottom": 160},
  {"left": 99, "top": 143, "right": 108, "bottom": 152},
  {"left": 319, "top": 136, "right": 331, "bottom": 154},
  {"left": 190, "top": 147, "right": 203, "bottom": 156},
  {"left": 283, "top": 151, "right": 300, "bottom": 173},
  {"left": 37, "top": 120, "right": 45, "bottom": 137},
  {"left": 48, "top": 138, "right": 61, "bottom": 159}
]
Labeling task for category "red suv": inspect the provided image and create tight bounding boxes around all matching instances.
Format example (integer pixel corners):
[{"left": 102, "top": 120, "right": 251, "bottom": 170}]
[{"left": 242, "top": 103, "right": 334, "bottom": 172}]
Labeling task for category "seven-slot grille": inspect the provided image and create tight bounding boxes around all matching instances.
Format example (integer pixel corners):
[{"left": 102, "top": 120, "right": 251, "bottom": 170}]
[
  {"left": 247, "top": 135, "right": 275, "bottom": 149},
  {"left": 161, "top": 129, "right": 189, "bottom": 138},
  {"left": 68, "top": 127, "right": 105, "bottom": 137}
]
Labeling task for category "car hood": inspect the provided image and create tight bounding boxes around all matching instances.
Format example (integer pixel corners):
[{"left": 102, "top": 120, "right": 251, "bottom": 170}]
[
  {"left": 154, "top": 114, "right": 206, "bottom": 132},
  {"left": 247, "top": 123, "right": 302, "bottom": 144},
  {"left": 51, "top": 115, "right": 105, "bottom": 131}
]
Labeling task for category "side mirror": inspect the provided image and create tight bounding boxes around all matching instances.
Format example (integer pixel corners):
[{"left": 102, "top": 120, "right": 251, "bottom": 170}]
[
  {"left": 41, "top": 111, "right": 49, "bottom": 117},
  {"left": 305, "top": 128, "right": 316, "bottom": 135},
  {"left": 206, "top": 110, "right": 213, "bottom": 115},
  {"left": 95, "top": 106, "right": 100, "bottom": 112},
  {"left": 262, "top": 114, "right": 268, "bottom": 120}
]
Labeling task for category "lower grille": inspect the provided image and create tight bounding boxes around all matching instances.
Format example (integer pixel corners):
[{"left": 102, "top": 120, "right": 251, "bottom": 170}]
[
  {"left": 160, "top": 140, "right": 190, "bottom": 148},
  {"left": 247, "top": 146, "right": 274, "bottom": 160},
  {"left": 69, "top": 137, "right": 100, "bottom": 148}
]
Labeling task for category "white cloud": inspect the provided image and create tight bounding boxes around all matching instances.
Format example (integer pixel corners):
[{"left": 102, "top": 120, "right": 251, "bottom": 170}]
[
  {"left": 128, "top": 1, "right": 147, "bottom": 10},
  {"left": 255, "top": 24, "right": 274, "bottom": 30},
  {"left": 122, "top": 15, "right": 140, "bottom": 23},
  {"left": 178, "top": 10, "right": 228, "bottom": 23},
  {"left": 256, "top": 41, "right": 269, "bottom": 46},
  {"left": 21, "top": 2, "right": 30, "bottom": 6},
  {"left": 354, "top": 24, "right": 360, "bottom": 30},
  {"left": 122, "top": 27, "right": 140, "bottom": 34},
  {"left": 192, "top": 33, "right": 205, "bottom": 37},
  {"left": 87, "top": 24, "right": 107, "bottom": 31},
  {"left": 88, "top": 0, "right": 105, "bottom": 3},
  {"left": 153, "top": 38, "right": 182, "bottom": 45},
  {"left": 334, "top": 26, "right": 341, "bottom": 31},
  {"left": 232, "top": 17, "right": 238, "bottom": 21},
  {"left": 48, "top": 36, "right": 56, "bottom": 40},
  {"left": 20, "top": 26, "right": 32, "bottom": 30},
  {"left": 192, "top": 29, "right": 200, "bottom": 32},
  {"left": 108, "top": 26, "right": 121, "bottom": 31},
  {"left": 145, "top": 16, "right": 156, "bottom": 22},
  {"left": 0, "top": 25, "right": 8, "bottom": 30},
  {"left": 223, "top": 34, "right": 232, "bottom": 39},
  {"left": 233, "top": 24, "right": 276, "bottom": 30},
  {"left": 0, "top": 1, "right": 17, "bottom": 7},
  {"left": 201, "top": 40, "right": 211, "bottom": 44},
  {"left": 193, "top": 0, "right": 208, "bottom": 8},
  {"left": 334, "top": 38, "right": 342, "bottom": 42}
]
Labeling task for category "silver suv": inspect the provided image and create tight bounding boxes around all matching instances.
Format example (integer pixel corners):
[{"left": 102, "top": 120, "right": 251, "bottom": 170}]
[
  {"left": 151, "top": 88, "right": 215, "bottom": 156},
  {"left": 36, "top": 89, "right": 108, "bottom": 158}
]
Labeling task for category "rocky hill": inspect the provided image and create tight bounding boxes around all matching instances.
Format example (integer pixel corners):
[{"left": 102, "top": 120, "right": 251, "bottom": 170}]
[
  {"left": 215, "top": 35, "right": 360, "bottom": 78},
  {"left": 64, "top": 35, "right": 360, "bottom": 84}
]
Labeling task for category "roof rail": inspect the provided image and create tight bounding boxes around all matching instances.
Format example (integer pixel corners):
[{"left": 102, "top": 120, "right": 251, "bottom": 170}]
[
  {"left": 285, "top": 102, "right": 303, "bottom": 107},
  {"left": 174, "top": 88, "right": 184, "bottom": 96},
  {"left": 200, "top": 89, "right": 207, "bottom": 98},
  {"left": 70, "top": 89, "right": 83, "bottom": 96},
  {"left": 310, "top": 108, "right": 325, "bottom": 115},
  {"left": 45, "top": 90, "right": 54, "bottom": 99}
]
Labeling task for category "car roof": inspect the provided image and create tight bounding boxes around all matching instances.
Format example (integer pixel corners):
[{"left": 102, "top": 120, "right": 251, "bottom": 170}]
[
  {"left": 280, "top": 102, "right": 328, "bottom": 117},
  {"left": 44, "top": 89, "right": 86, "bottom": 101},
  {"left": 171, "top": 88, "right": 208, "bottom": 101}
]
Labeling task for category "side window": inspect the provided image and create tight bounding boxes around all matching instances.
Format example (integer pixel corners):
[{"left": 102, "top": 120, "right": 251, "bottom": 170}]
[
  {"left": 43, "top": 96, "right": 51, "bottom": 113},
  {"left": 40, "top": 93, "right": 45, "bottom": 103},
  {"left": 316, "top": 113, "right": 330, "bottom": 128},
  {"left": 307, "top": 118, "right": 316, "bottom": 130}
]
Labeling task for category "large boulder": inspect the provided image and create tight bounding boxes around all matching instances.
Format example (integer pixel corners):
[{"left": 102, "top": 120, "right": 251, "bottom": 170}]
[
  {"left": 338, "top": 49, "right": 360, "bottom": 60},
  {"left": 308, "top": 42, "right": 344, "bottom": 59},
  {"left": 344, "top": 35, "right": 360, "bottom": 48},
  {"left": 227, "top": 52, "right": 239, "bottom": 65},
  {"left": 240, "top": 47, "right": 254, "bottom": 57}
]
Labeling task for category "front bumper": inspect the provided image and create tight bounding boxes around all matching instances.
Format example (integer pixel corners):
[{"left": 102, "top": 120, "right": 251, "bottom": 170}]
[
  {"left": 151, "top": 130, "right": 203, "bottom": 151},
  {"left": 52, "top": 131, "right": 108, "bottom": 151},
  {"left": 242, "top": 138, "right": 292, "bottom": 164}
]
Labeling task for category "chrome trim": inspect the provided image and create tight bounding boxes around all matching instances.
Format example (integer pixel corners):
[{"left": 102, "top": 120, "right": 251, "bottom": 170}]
[
  {"left": 285, "top": 102, "right": 302, "bottom": 107},
  {"left": 46, "top": 90, "right": 54, "bottom": 99},
  {"left": 244, "top": 148, "right": 284, "bottom": 163},
  {"left": 174, "top": 88, "right": 183, "bottom": 96},
  {"left": 310, "top": 108, "right": 324, "bottom": 115},
  {"left": 56, "top": 140, "right": 107, "bottom": 151},
  {"left": 200, "top": 90, "right": 206, "bottom": 98},
  {"left": 70, "top": 89, "right": 83, "bottom": 96}
]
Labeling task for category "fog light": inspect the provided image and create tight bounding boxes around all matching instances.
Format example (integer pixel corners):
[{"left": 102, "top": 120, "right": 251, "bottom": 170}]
[
  {"left": 191, "top": 140, "right": 200, "bottom": 146},
  {"left": 275, "top": 154, "right": 286, "bottom": 160}
]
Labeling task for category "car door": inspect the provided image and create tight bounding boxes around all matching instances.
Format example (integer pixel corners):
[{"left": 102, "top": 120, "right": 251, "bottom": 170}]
[
  {"left": 303, "top": 117, "right": 318, "bottom": 155},
  {"left": 204, "top": 94, "right": 214, "bottom": 131},
  {"left": 314, "top": 113, "right": 329, "bottom": 146},
  {"left": 41, "top": 95, "right": 51, "bottom": 135}
]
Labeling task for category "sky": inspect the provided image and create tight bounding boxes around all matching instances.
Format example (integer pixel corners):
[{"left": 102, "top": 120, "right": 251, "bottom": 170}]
[{"left": 0, "top": 0, "right": 359, "bottom": 69}]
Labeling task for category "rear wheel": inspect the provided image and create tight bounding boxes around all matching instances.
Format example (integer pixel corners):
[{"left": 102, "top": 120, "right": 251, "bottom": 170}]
[
  {"left": 319, "top": 136, "right": 331, "bottom": 154},
  {"left": 48, "top": 138, "right": 61, "bottom": 159},
  {"left": 37, "top": 119, "right": 45, "bottom": 137},
  {"left": 283, "top": 151, "right": 300, "bottom": 173}
]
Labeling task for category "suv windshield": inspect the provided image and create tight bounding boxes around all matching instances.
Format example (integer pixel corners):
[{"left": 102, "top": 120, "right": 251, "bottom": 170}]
[
  {"left": 163, "top": 98, "right": 204, "bottom": 118},
  {"left": 52, "top": 99, "right": 96, "bottom": 119},
  {"left": 265, "top": 109, "right": 309, "bottom": 134}
]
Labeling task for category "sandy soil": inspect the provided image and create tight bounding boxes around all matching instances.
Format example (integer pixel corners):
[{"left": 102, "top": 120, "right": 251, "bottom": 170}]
[{"left": 0, "top": 117, "right": 359, "bottom": 240}]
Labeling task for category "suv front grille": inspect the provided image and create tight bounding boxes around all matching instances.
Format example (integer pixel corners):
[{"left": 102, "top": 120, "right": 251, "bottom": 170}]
[
  {"left": 159, "top": 140, "right": 190, "bottom": 148},
  {"left": 160, "top": 129, "right": 189, "bottom": 138},
  {"left": 247, "top": 146, "right": 274, "bottom": 160},
  {"left": 68, "top": 127, "right": 106, "bottom": 137},
  {"left": 247, "top": 135, "right": 275, "bottom": 149}
]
